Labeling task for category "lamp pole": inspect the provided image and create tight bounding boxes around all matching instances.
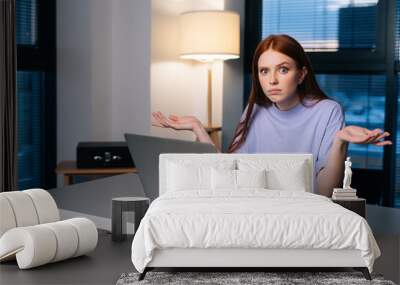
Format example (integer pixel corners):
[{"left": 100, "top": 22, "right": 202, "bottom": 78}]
[{"left": 207, "top": 62, "right": 213, "bottom": 127}]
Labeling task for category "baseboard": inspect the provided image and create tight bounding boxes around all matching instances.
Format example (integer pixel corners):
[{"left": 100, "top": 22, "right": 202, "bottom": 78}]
[
  {"left": 59, "top": 209, "right": 111, "bottom": 231},
  {"left": 59, "top": 209, "right": 136, "bottom": 234}
]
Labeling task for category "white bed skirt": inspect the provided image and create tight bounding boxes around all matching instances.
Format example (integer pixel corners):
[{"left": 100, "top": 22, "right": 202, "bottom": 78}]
[{"left": 148, "top": 248, "right": 366, "bottom": 268}]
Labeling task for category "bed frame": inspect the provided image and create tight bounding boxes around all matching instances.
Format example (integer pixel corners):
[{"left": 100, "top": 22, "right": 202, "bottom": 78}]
[
  {"left": 137, "top": 154, "right": 372, "bottom": 281},
  {"left": 139, "top": 248, "right": 371, "bottom": 280}
]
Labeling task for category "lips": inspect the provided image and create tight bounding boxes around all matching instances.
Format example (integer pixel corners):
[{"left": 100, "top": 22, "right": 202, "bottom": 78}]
[{"left": 268, "top": 89, "right": 282, "bottom": 95}]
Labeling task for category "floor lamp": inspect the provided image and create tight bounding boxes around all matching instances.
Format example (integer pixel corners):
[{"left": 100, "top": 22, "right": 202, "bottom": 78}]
[{"left": 179, "top": 10, "right": 240, "bottom": 147}]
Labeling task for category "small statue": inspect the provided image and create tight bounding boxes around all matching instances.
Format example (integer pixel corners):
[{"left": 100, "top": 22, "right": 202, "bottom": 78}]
[{"left": 343, "top": 157, "right": 353, "bottom": 189}]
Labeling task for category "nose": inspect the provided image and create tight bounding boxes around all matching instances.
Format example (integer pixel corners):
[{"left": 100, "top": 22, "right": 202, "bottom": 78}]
[{"left": 269, "top": 72, "right": 278, "bottom": 85}]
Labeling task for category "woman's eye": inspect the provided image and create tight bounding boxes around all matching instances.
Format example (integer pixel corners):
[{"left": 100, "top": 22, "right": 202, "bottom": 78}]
[
  {"left": 260, "top": 68, "right": 268, "bottom": 74},
  {"left": 279, "top": 67, "right": 289, "bottom": 73}
]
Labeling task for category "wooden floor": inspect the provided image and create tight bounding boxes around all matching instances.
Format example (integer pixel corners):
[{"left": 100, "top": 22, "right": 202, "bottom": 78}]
[{"left": 0, "top": 230, "right": 133, "bottom": 285}]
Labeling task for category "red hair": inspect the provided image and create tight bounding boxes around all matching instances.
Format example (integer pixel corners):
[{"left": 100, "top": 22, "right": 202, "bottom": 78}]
[{"left": 227, "top": 34, "right": 328, "bottom": 153}]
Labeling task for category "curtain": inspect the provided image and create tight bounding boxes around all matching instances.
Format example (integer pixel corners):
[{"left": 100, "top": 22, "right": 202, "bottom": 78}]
[{"left": 0, "top": 0, "right": 17, "bottom": 192}]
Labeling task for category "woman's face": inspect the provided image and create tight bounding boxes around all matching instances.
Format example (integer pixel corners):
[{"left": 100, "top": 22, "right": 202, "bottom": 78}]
[{"left": 258, "top": 49, "right": 306, "bottom": 108}]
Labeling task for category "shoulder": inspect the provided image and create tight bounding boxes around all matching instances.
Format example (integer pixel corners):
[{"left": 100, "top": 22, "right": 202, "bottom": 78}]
[
  {"left": 319, "top": 98, "right": 343, "bottom": 110},
  {"left": 241, "top": 103, "right": 264, "bottom": 120},
  {"left": 305, "top": 98, "right": 343, "bottom": 115},
  {"left": 304, "top": 98, "right": 345, "bottom": 128}
]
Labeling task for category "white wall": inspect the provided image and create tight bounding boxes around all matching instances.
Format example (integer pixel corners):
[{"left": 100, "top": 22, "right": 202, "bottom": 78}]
[
  {"left": 111, "top": 0, "right": 151, "bottom": 139},
  {"left": 57, "top": 0, "right": 95, "bottom": 157},
  {"left": 57, "top": 0, "right": 244, "bottom": 186},
  {"left": 57, "top": 0, "right": 151, "bottom": 168}
]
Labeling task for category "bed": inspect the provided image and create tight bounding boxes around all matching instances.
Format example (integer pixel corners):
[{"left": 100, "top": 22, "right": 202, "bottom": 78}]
[{"left": 131, "top": 153, "right": 380, "bottom": 280}]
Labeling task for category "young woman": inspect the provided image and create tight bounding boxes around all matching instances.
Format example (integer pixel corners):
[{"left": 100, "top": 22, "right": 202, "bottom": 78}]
[{"left": 152, "top": 34, "right": 392, "bottom": 197}]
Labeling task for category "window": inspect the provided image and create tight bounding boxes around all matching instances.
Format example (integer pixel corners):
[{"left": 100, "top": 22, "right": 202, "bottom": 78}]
[
  {"left": 16, "top": 0, "right": 37, "bottom": 45},
  {"left": 317, "top": 74, "right": 386, "bottom": 169},
  {"left": 394, "top": 0, "right": 400, "bottom": 207},
  {"left": 17, "top": 71, "right": 44, "bottom": 189},
  {"left": 16, "top": 0, "right": 56, "bottom": 190},
  {"left": 396, "top": 78, "right": 400, "bottom": 206},
  {"left": 245, "top": 0, "right": 398, "bottom": 207},
  {"left": 317, "top": 73, "right": 389, "bottom": 205},
  {"left": 262, "top": 0, "right": 379, "bottom": 51}
]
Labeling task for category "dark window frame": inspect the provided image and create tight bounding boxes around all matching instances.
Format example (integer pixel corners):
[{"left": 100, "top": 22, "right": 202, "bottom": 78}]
[
  {"left": 17, "top": 0, "right": 57, "bottom": 190},
  {"left": 244, "top": 0, "right": 398, "bottom": 207}
]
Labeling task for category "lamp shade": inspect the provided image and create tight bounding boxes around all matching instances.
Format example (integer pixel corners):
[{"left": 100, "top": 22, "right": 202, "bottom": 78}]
[{"left": 179, "top": 10, "right": 240, "bottom": 62}]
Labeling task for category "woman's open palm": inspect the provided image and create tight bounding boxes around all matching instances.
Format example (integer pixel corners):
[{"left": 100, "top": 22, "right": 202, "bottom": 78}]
[
  {"left": 152, "top": 111, "right": 200, "bottom": 131},
  {"left": 336, "top": 126, "right": 392, "bottom": 146}
]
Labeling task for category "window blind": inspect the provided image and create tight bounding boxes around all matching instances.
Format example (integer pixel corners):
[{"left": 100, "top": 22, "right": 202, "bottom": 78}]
[
  {"left": 395, "top": 75, "right": 400, "bottom": 207},
  {"left": 17, "top": 71, "right": 43, "bottom": 189},
  {"left": 16, "top": 0, "right": 51, "bottom": 190},
  {"left": 392, "top": 0, "right": 400, "bottom": 207},
  {"left": 262, "top": 0, "right": 378, "bottom": 51},
  {"left": 396, "top": 0, "right": 400, "bottom": 61},
  {"left": 16, "top": 0, "right": 37, "bottom": 46},
  {"left": 317, "top": 74, "right": 386, "bottom": 170}
]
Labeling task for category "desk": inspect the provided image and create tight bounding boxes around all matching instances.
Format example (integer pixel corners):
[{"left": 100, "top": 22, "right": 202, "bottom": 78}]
[{"left": 55, "top": 160, "right": 137, "bottom": 186}]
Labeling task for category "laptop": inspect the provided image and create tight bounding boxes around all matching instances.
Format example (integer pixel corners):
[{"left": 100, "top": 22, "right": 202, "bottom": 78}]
[{"left": 124, "top": 133, "right": 218, "bottom": 201}]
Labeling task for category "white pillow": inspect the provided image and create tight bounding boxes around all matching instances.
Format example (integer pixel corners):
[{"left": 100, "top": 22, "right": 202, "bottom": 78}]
[
  {"left": 211, "top": 168, "right": 236, "bottom": 189},
  {"left": 237, "top": 159, "right": 308, "bottom": 191},
  {"left": 166, "top": 159, "right": 235, "bottom": 192},
  {"left": 236, "top": 169, "right": 267, "bottom": 188},
  {"left": 211, "top": 168, "right": 267, "bottom": 190},
  {"left": 166, "top": 162, "right": 209, "bottom": 191}
]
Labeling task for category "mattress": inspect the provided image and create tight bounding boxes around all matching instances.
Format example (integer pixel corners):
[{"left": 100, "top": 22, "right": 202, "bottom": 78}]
[{"left": 131, "top": 190, "right": 380, "bottom": 273}]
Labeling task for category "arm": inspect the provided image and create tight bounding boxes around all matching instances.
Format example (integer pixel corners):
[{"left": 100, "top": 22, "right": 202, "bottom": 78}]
[
  {"left": 317, "top": 126, "right": 392, "bottom": 197},
  {"left": 192, "top": 124, "right": 221, "bottom": 152},
  {"left": 316, "top": 136, "right": 348, "bottom": 197}
]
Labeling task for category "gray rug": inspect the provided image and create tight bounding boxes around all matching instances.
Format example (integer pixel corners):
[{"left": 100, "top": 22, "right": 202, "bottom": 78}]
[{"left": 116, "top": 271, "right": 396, "bottom": 285}]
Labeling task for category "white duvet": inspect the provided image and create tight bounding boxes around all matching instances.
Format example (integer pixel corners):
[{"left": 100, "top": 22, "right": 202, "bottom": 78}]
[{"left": 131, "top": 190, "right": 380, "bottom": 273}]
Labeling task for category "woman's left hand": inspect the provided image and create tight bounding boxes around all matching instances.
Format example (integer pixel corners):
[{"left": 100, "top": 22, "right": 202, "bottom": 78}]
[{"left": 336, "top": 126, "right": 392, "bottom": 146}]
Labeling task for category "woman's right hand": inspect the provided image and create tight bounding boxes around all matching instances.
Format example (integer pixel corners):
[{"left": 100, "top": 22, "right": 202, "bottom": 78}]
[{"left": 152, "top": 111, "right": 202, "bottom": 131}]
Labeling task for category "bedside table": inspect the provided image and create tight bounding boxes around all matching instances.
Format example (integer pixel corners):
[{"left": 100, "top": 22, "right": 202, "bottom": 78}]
[
  {"left": 111, "top": 197, "right": 150, "bottom": 242},
  {"left": 332, "top": 198, "right": 366, "bottom": 218}
]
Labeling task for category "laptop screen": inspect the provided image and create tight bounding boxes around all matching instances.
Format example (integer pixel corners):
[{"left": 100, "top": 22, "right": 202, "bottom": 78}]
[{"left": 124, "top": 133, "right": 217, "bottom": 201}]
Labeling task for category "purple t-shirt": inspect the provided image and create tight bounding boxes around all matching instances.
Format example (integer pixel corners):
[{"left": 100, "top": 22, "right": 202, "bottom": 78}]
[{"left": 236, "top": 99, "right": 345, "bottom": 193}]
